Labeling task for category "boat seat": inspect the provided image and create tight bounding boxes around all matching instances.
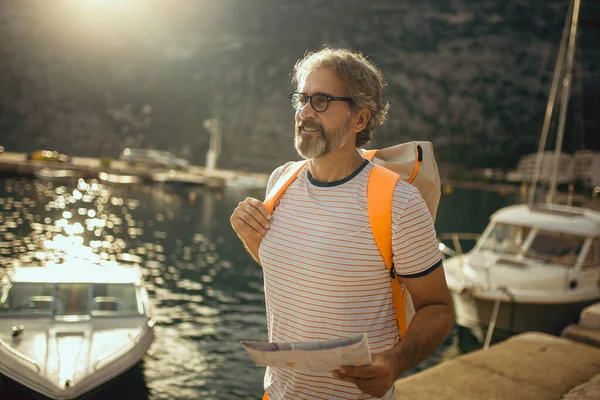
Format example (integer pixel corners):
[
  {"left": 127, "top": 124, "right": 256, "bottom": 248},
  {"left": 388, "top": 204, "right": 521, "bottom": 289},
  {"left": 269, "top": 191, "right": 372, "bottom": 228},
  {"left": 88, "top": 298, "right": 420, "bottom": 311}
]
[
  {"left": 93, "top": 296, "right": 124, "bottom": 311},
  {"left": 24, "top": 296, "right": 54, "bottom": 310},
  {"left": 551, "top": 251, "right": 579, "bottom": 266}
]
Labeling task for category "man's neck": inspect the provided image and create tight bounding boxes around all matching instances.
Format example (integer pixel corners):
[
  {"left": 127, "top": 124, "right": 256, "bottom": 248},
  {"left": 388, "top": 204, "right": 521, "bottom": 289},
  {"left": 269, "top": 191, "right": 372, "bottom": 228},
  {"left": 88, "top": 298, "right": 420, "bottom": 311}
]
[{"left": 307, "top": 148, "right": 365, "bottom": 183}]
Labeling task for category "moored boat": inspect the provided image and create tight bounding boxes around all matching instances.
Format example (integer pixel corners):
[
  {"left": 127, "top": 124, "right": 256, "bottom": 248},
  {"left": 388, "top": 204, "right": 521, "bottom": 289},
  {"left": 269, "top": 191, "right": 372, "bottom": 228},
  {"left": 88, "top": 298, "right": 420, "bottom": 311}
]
[
  {"left": 442, "top": 203, "right": 600, "bottom": 344},
  {"left": 0, "top": 260, "right": 155, "bottom": 399}
]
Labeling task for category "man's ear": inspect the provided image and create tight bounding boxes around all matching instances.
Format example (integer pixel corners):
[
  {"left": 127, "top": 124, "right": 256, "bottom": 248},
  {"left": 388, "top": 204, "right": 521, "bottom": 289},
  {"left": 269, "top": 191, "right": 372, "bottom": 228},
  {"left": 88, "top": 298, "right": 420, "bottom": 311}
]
[{"left": 352, "top": 108, "right": 371, "bottom": 134}]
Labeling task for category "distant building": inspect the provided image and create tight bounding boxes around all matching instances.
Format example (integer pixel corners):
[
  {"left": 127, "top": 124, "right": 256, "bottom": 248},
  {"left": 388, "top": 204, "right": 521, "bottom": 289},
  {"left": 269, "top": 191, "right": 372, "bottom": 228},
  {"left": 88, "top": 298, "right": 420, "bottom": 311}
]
[{"left": 506, "top": 151, "right": 600, "bottom": 187}]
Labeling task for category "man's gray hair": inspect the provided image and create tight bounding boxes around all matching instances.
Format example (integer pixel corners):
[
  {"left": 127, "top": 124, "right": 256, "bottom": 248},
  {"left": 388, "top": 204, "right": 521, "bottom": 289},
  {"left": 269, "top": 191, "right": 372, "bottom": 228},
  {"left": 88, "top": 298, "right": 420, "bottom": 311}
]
[{"left": 292, "top": 47, "right": 390, "bottom": 147}]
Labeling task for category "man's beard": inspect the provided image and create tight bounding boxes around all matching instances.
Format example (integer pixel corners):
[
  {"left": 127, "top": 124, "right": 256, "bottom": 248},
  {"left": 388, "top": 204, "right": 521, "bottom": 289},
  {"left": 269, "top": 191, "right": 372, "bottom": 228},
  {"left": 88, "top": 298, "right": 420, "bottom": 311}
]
[{"left": 294, "top": 118, "right": 350, "bottom": 160}]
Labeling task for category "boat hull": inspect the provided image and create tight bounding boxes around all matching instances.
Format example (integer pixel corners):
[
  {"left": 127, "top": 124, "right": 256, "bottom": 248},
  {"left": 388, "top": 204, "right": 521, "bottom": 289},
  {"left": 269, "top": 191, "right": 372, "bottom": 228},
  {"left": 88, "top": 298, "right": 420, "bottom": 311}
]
[
  {"left": 451, "top": 289, "right": 598, "bottom": 342},
  {"left": 0, "top": 319, "right": 154, "bottom": 400},
  {"left": 0, "top": 358, "right": 150, "bottom": 400}
]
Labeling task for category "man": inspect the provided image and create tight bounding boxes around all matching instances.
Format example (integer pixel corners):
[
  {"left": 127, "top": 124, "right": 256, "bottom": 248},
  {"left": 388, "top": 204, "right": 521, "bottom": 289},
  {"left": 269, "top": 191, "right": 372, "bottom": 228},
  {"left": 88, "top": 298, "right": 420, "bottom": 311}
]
[{"left": 230, "top": 47, "right": 454, "bottom": 400}]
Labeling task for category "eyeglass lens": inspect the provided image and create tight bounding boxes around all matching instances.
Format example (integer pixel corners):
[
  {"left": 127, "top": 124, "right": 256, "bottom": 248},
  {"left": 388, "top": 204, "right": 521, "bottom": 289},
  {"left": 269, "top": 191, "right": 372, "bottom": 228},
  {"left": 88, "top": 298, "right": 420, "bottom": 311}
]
[{"left": 290, "top": 94, "right": 329, "bottom": 112}]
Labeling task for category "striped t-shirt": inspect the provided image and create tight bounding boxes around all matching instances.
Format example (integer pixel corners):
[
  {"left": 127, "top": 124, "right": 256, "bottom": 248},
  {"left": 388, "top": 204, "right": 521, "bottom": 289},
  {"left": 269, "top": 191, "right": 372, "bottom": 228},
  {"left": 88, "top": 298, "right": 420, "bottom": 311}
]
[{"left": 258, "top": 159, "right": 442, "bottom": 400}]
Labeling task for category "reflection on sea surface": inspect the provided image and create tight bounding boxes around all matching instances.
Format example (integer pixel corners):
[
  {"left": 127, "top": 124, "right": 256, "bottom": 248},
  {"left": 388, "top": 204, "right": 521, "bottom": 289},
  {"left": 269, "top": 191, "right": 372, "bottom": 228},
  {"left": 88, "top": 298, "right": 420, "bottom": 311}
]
[{"left": 0, "top": 178, "right": 267, "bottom": 399}]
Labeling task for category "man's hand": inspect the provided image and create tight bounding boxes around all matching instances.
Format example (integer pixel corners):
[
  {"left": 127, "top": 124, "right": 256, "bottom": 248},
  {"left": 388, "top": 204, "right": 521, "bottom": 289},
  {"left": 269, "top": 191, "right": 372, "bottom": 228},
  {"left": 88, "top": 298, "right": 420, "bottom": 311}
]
[
  {"left": 332, "top": 351, "right": 399, "bottom": 398},
  {"left": 230, "top": 197, "right": 274, "bottom": 263}
]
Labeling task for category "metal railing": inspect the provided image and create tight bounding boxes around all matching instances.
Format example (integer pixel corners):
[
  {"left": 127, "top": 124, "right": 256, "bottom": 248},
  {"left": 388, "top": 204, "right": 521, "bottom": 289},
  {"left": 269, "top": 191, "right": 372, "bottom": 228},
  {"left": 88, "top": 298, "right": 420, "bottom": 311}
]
[
  {"left": 93, "top": 324, "right": 148, "bottom": 371},
  {"left": 0, "top": 338, "right": 41, "bottom": 372},
  {"left": 438, "top": 233, "right": 481, "bottom": 269},
  {"left": 483, "top": 286, "right": 515, "bottom": 350}
]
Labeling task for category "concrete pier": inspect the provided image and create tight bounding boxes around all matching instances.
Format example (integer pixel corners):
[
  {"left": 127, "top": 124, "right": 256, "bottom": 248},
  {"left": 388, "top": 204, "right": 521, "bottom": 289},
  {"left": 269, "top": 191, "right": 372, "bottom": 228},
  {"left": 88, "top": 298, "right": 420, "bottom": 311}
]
[
  {"left": 395, "top": 332, "right": 600, "bottom": 400},
  {"left": 562, "top": 302, "right": 600, "bottom": 350},
  {"left": 396, "top": 302, "right": 600, "bottom": 399}
]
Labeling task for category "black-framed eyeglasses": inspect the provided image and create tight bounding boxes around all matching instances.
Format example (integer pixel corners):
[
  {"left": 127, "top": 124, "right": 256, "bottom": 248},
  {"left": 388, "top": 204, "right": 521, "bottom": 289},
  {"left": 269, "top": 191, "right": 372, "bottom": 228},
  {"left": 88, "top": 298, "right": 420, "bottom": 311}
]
[{"left": 288, "top": 92, "right": 353, "bottom": 113}]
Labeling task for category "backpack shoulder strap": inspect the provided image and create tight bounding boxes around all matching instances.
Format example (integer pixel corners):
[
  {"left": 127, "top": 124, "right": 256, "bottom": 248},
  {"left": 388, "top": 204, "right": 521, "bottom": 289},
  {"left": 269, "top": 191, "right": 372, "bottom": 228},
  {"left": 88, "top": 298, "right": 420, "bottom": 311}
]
[
  {"left": 367, "top": 165, "right": 399, "bottom": 269},
  {"left": 263, "top": 160, "right": 308, "bottom": 213},
  {"left": 368, "top": 164, "right": 410, "bottom": 337}
]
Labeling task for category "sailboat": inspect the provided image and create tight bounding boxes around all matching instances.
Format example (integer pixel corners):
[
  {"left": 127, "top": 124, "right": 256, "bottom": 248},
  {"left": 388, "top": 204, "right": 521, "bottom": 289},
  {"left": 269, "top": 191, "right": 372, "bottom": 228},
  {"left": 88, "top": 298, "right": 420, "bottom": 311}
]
[{"left": 442, "top": 0, "right": 600, "bottom": 346}]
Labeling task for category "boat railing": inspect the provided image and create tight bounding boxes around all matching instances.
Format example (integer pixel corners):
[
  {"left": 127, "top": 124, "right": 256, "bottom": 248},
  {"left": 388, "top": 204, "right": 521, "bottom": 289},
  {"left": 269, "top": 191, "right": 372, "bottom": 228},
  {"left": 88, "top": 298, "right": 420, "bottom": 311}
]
[
  {"left": 93, "top": 323, "right": 148, "bottom": 371},
  {"left": 438, "top": 233, "right": 481, "bottom": 269},
  {"left": 484, "top": 286, "right": 514, "bottom": 350},
  {"left": 0, "top": 337, "right": 41, "bottom": 373}
]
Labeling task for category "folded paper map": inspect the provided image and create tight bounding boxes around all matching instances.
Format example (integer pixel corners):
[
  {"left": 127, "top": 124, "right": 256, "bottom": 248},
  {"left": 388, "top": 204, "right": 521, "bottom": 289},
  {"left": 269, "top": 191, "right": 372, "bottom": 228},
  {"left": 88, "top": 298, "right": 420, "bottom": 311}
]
[{"left": 241, "top": 333, "right": 372, "bottom": 372}]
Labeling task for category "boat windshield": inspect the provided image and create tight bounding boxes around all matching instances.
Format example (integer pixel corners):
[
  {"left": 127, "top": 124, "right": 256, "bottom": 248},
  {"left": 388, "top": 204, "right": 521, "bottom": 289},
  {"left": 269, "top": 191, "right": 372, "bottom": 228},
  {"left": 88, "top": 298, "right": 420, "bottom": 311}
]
[
  {"left": 582, "top": 239, "right": 600, "bottom": 269},
  {"left": 56, "top": 283, "right": 90, "bottom": 315},
  {"left": 479, "top": 223, "right": 531, "bottom": 255},
  {"left": 0, "top": 282, "right": 55, "bottom": 315},
  {"left": 524, "top": 230, "right": 585, "bottom": 266},
  {"left": 90, "top": 283, "right": 143, "bottom": 316},
  {"left": 0, "top": 282, "right": 143, "bottom": 316}
]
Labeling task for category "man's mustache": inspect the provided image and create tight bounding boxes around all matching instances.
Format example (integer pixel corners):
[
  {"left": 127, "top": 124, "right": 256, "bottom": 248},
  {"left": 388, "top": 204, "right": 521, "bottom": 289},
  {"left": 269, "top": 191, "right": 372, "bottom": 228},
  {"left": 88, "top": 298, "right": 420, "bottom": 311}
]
[{"left": 296, "top": 122, "right": 324, "bottom": 132}]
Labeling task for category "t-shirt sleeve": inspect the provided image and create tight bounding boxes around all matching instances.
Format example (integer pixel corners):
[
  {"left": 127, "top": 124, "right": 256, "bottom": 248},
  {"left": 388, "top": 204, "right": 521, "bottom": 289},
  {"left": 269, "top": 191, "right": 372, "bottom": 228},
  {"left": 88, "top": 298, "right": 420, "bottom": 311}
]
[
  {"left": 392, "top": 185, "right": 443, "bottom": 278},
  {"left": 265, "top": 162, "right": 293, "bottom": 199}
]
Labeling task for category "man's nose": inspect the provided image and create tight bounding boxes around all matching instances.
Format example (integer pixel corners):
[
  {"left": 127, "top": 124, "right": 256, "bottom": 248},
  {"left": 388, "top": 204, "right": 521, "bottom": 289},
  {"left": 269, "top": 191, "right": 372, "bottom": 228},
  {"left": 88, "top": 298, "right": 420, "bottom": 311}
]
[{"left": 298, "top": 100, "right": 317, "bottom": 120}]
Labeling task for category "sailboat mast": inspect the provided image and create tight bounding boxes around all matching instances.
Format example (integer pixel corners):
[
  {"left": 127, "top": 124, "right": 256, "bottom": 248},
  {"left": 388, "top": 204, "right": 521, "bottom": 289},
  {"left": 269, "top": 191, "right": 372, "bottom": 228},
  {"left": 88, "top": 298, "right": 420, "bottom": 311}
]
[
  {"left": 547, "top": 0, "right": 581, "bottom": 203},
  {"left": 528, "top": 0, "right": 574, "bottom": 205}
]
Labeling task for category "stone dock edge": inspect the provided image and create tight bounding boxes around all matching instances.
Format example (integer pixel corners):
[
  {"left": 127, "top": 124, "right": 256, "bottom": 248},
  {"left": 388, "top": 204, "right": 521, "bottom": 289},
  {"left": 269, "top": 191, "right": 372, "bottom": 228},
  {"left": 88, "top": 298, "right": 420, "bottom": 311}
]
[{"left": 395, "top": 303, "right": 600, "bottom": 400}]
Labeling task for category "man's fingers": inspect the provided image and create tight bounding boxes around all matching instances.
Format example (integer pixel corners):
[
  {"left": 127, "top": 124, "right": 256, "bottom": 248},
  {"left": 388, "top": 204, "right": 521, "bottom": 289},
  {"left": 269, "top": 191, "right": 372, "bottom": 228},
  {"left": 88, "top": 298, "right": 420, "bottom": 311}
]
[
  {"left": 331, "top": 370, "right": 358, "bottom": 385},
  {"left": 230, "top": 197, "right": 273, "bottom": 236},
  {"left": 243, "top": 198, "right": 272, "bottom": 230},
  {"left": 332, "top": 371, "right": 379, "bottom": 393},
  {"left": 231, "top": 206, "right": 267, "bottom": 235},
  {"left": 247, "top": 198, "right": 272, "bottom": 224},
  {"left": 333, "top": 370, "right": 387, "bottom": 398},
  {"left": 237, "top": 209, "right": 267, "bottom": 235},
  {"left": 339, "top": 365, "right": 377, "bottom": 379}
]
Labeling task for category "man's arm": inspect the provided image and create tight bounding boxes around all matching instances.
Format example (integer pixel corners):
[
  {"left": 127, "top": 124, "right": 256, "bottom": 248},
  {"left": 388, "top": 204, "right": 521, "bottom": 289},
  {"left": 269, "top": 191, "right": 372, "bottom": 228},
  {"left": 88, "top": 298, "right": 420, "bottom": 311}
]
[
  {"left": 333, "top": 265, "right": 454, "bottom": 398},
  {"left": 387, "top": 265, "right": 454, "bottom": 376}
]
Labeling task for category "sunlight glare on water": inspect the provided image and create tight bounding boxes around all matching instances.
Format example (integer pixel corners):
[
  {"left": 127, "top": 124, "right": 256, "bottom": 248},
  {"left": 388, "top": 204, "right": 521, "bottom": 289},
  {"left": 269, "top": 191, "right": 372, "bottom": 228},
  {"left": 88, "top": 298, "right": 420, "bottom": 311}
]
[{"left": 0, "top": 178, "right": 268, "bottom": 399}]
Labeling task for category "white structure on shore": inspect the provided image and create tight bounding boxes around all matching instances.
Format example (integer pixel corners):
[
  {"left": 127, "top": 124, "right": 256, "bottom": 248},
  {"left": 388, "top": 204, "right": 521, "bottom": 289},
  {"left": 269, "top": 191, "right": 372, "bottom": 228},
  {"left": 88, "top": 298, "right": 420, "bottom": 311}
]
[
  {"left": 572, "top": 151, "right": 600, "bottom": 187},
  {"left": 506, "top": 150, "right": 600, "bottom": 188}
]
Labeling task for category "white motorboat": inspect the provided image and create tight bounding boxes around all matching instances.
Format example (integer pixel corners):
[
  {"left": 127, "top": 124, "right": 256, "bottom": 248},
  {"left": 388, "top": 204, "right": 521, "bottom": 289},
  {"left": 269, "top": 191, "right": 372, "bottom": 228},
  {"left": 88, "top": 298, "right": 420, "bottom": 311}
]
[
  {"left": 442, "top": 203, "right": 600, "bottom": 343},
  {"left": 0, "top": 261, "right": 155, "bottom": 399}
]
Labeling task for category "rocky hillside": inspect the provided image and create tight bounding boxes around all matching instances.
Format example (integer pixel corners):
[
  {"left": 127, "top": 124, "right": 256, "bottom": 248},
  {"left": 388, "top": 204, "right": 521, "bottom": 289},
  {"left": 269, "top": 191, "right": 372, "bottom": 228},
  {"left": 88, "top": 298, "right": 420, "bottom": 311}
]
[{"left": 0, "top": 0, "right": 598, "bottom": 173}]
